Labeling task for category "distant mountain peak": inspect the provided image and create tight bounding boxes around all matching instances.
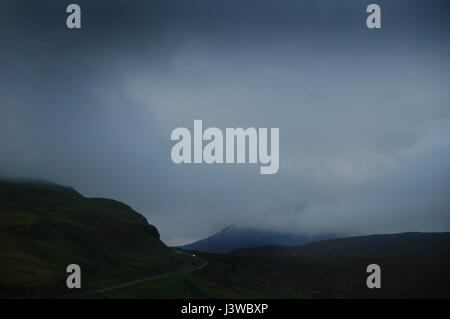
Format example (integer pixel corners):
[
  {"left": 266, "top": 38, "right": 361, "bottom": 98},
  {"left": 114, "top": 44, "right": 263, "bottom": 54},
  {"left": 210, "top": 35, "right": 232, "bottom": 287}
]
[{"left": 179, "top": 224, "right": 336, "bottom": 253}]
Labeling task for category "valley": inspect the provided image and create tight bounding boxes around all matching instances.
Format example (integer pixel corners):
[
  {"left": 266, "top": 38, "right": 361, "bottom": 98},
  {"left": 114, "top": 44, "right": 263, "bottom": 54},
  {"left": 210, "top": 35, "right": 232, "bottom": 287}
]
[{"left": 1, "top": 178, "right": 449, "bottom": 299}]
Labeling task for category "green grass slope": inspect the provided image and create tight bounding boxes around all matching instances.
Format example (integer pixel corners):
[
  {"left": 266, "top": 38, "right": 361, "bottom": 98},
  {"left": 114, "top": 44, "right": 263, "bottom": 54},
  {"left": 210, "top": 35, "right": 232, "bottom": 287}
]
[
  {"left": 94, "top": 234, "right": 450, "bottom": 299},
  {"left": 228, "top": 233, "right": 450, "bottom": 298},
  {"left": 83, "top": 252, "right": 307, "bottom": 299},
  {"left": 0, "top": 179, "right": 199, "bottom": 297}
]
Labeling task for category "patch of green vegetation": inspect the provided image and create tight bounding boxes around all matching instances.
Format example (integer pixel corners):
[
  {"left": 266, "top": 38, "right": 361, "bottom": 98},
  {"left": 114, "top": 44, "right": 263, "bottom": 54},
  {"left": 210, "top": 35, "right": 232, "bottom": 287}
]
[
  {"left": 86, "top": 253, "right": 309, "bottom": 299},
  {"left": 89, "top": 240, "right": 450, "bottom": 299},
  {"left": 2, "top": 179, "right": 449, "bottom": 299},
  {"left": 0, "top": 179, "right": 198, "bottom": 297}
]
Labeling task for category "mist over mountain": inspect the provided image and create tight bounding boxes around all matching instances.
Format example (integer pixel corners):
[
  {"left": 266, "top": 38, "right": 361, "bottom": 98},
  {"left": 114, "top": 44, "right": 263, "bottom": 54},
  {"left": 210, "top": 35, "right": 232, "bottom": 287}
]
[
  {"left": 1, "top": 177, "right": 449, "bottom": 298},
  {"left": 1, "top": 0, "right": 449, "bottom": 245},
  {"left": 180, "top": 224, "right": 336, "bottom": 253}
]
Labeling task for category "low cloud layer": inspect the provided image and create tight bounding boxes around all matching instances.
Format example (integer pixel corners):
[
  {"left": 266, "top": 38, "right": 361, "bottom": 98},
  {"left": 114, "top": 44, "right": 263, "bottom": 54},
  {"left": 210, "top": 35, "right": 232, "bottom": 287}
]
[{"left": 1, "top": 0, "right": 449, "bottom": 245}]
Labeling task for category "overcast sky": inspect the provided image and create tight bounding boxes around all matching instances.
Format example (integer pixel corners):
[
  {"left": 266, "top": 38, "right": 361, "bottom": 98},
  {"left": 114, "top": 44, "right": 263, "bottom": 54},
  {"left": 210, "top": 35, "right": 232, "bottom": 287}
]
[{"left": 1, "top": 0, "right": 449, "bottom": 245}]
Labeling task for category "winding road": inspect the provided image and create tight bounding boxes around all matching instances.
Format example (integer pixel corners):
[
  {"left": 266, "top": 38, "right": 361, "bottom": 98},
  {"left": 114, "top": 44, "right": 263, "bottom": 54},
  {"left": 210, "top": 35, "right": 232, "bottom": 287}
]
[{"left": 79, "top": 251, "right": 208, "bottom": 296}]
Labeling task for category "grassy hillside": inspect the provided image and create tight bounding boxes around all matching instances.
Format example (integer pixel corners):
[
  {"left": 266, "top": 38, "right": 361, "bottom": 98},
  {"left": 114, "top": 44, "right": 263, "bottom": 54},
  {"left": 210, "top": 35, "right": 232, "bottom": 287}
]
[
  {"left": 2, "top": 178, "right": 449, "bottom": 299},
  {"left": 93, "top": 233, "right": 450, "bottom": 299},
  {"left": 229, "top": 233, "right": 450, "bottom": 298},
  {"left": 82, "top": 252, "right": 307, "bottom": 298},
  {"left": 231, "top": 232, "right": 450, "bottom": 258},
  {"left": 0, "top": 179, "right": 199, "bottom": 297}
]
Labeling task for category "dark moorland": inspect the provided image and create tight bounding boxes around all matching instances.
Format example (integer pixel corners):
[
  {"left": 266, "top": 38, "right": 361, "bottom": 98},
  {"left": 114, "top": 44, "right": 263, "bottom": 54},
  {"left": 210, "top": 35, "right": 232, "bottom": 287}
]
[
  {"left": 1, "top": 179, "right": 449, "bottom": 298},
  {"left": 0, "top": 179, "right": 200, "bottom": 297}
]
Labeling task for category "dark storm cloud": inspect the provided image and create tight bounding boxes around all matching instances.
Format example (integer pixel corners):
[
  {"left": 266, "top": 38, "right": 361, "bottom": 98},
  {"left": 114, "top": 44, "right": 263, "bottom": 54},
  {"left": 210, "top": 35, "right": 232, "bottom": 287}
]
[{"left": 1, "top": 1, "right": 449, "bottom": 244}]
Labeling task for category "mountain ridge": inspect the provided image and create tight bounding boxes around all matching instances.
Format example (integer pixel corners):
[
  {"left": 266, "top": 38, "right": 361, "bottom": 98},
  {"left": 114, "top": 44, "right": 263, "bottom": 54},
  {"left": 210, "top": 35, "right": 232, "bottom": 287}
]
[
  {"left": 179, "top": 224, "right": 336, "bottom": 253},
  {"left": 230, "top": 231, "right": 450, "bottom": 258},
  {"left": 0, "top": 178, "right": 197, "bottom": 297}
]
